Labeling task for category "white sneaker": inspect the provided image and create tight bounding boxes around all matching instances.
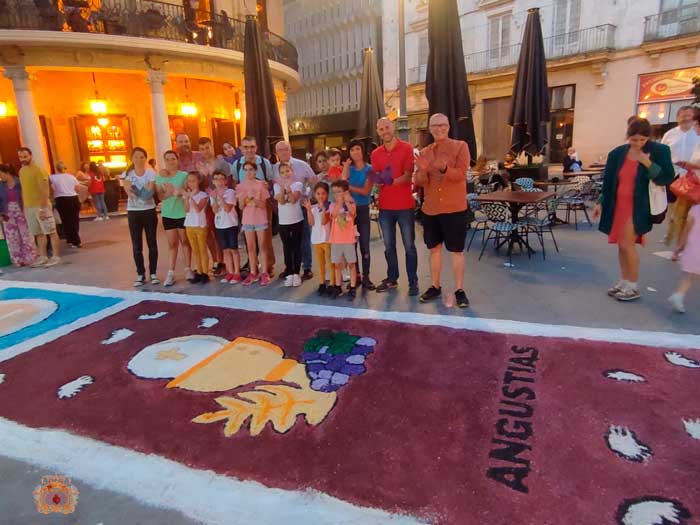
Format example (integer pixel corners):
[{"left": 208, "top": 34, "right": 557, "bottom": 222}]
[
  {"left": 292, "top": 274, "right": 302, "bottom": 287},
  {"left": 668, "top": 293, "right": 686, "bottom": 313},
  {"left": 284, "top": 275, "right": 294, "bottom": 287},
  {"left": 44, "top": 256, "right": 61, "bottom": 267},
  {"left": 150, "top": 274, "right": 161, "bottom": 285},
  {"left": 164, "top": 271, "right": 176, "bottom": 287},
  {"left": 94, "top": 216, "right": 103, "bottom": 222},
  {"left": 184, "top": 268, "right": 195, "bottom": 281},
  {"left": 31, "top": 256, "right": 49, "bottom": 268},
  {"left": 104, "top": 215, "right": 110, "bottom": 220},
  {"left": 133, "top": 275, "right": 145, "bottom": 287}
]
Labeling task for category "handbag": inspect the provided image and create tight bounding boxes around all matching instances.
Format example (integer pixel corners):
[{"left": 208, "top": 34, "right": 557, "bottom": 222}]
[
  {"left": 648, "top": 179, "right": 667, "bottom": 224},
  {"left": 670, "top": 170, "right": 700, "bottom": 203}
]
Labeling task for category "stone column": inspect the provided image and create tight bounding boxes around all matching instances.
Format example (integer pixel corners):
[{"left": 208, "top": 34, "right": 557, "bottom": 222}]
[
  {"left": 276, "top": 90, "right": 289, "bottom": 141},
  {"left": 146, "top": 70, "right": 171, "bottom": 161},
  {"left": 3, "top": 66, "right": 47, "bottom": 168},
  {"left": 239, "top": 89, "right": 247, "bottom": 138}
]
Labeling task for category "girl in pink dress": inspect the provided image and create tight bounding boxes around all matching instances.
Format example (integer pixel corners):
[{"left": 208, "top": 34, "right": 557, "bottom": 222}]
[
  {"left": 0, "top": 164, "right": 37, "bottom": 266},
  {"left": 668, "top": 203, "right": 700, "bottom": 313}
]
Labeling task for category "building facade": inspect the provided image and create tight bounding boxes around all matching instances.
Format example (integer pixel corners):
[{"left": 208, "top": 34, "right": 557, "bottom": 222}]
[
  {"left": 0, "top": 0, "right": 299, "bottom": 173},
  {"left": 382, "top": 0, "right": 700, "bottom": 165},
  {"left": 284, "top": 0, "right": 382, "bottom": 158}
]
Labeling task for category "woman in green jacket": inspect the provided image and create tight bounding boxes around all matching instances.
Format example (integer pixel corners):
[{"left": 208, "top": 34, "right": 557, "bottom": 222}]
[{"left": 593, "top": 117, "right": 675, "bottom": 302}]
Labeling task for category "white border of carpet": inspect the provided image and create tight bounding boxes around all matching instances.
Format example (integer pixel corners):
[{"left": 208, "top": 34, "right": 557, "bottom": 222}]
[
  {"left": 0, "top": 417, "right": 426, "bottom": 525},
  {"left": 1, "top": 279, "right": 698, "bottom": 351}
]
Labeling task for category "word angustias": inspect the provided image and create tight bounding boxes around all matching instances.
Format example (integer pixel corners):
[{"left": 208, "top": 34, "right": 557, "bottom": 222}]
[{"left": 486, "top": 345, "right": 539, "bottom": 494}]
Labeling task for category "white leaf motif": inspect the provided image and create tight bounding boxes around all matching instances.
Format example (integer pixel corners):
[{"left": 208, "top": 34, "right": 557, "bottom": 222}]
[
  {"left": 58, "top": 375, "right": 94, "bottom": 399},
  {"left": 101, "top": 329, "right": 134, "bottom": 345},
  {"left": 606, "top": 425, "right": 652, "bottom": 462},
  {"left": 604, "top": 370, "right": 646, "bottom": 383},
  {"left": 199, "top": 317, "right": 219, "bottom": 328},
  {"left": 618, "top": 497, "right": 690, "bottom": 525},
  {"left": 664, "top": 352, "right": 700, "bottom": 369},
  {"left": 682, "top": 418, "right": 700, "bottom": 440},
  {"left": 138, "top": 312, "right": 168, "bottom": 320}
]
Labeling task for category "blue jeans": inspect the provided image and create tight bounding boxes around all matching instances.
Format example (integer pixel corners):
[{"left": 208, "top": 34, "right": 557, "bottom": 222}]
[
  {"left": 92, "top": 193, "right": 108, "bottom": 217},
  {"left": 301, "top": 207, "right": 312, "bottom": 271},
  {"left": 378, "top": 208, "right": 417, "bottom": 285}
]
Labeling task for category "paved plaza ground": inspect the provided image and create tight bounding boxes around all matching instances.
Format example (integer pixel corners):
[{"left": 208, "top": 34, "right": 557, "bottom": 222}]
[
  {"left": 1, "top": 212, "right": 696, "bottom": 333},
  {"left": 0, "top": 212, "right": 697, "bottom": 525}
]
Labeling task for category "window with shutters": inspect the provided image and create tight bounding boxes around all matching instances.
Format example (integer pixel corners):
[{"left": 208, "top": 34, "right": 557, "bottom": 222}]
[
  {"left": 553, "top": 0, "right": 581, "bottom": 47},
  {"left": 418, "top": 32, "right": 429, "bottom": 66},
  {"left": 488, "top": 13, "right": 512, "bottom": 61}
]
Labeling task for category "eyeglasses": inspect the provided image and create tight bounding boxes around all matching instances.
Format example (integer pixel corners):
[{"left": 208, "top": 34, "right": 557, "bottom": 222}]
[{"left": 243, "top": 167, "right": 256, "bottom": 171}]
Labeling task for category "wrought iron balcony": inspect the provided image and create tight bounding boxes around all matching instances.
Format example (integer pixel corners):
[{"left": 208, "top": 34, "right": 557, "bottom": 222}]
[
  {"left": 408, "top": 24, "right": 616, "bottom": 83},
  {"left": 643, "top": 4, "right": 700, "bottom": 42},
  {"left": 0, "top": 0, "right": 298, "bottom": 71}
]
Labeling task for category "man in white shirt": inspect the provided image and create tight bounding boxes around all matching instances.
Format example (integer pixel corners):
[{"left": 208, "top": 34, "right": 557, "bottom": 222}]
[
  {"left": 661, "top": 106, "right": 700, "bottom": 249},
  {"left": 273, "top": 140, "right": 316, "bottom": 280}
]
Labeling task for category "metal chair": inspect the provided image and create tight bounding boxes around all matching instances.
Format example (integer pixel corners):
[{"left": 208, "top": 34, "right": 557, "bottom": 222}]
[
  {"left": 478, "top": 202, "right": 519, "bottom": 265},
  {"left": 466, "top": 193, "right": 488, "bottom": 251},
  {"left": 514, "top": 177, "right": 535, "bottom": 190},
  {"left": 560, "top": 176, "right": 593, "bottom": 229},
  {"left": 519, "top": 196, "right": 560, "bottom": 260}
]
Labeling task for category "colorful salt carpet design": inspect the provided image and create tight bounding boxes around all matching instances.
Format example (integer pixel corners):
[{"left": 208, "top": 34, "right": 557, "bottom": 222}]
[{"left": 0, "top": 283, "right": 698, "bottom": 524}]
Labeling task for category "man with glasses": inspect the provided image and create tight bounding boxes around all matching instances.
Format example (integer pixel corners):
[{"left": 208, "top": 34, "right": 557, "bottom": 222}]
[
  {"left": 414, "top": 113, "right": 471, "bottom": 308},
  {"left": 370, "top": 118, "right": 419, "bottom": 296},
  {"left": 273, "top": 140, "right": 317, "bottom": 280}
]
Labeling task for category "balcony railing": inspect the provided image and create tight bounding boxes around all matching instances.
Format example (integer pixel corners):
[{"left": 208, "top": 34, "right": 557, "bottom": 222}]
[
  {"left": 0, "top": 0, "right": 298, "bottom": 71},
  {"left": 408, "top": 24, "right": 615, "bottom": 83},
  {"left": 644, "top": 5, "right": 700, "bottom": 42}
]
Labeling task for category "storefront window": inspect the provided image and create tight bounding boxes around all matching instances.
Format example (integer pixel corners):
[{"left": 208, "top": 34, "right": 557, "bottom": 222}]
[
  {"left": 636, "top": 67, "right": 700, "bottom": 139},
  {"left": 549, "top": 85, "right": 575, "bottom": 163},
  {"left": 75, "top": 115, "right": 131, "bottom": 171}
]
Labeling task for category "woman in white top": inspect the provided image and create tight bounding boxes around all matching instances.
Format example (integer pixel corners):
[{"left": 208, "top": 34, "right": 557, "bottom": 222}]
[
  {"left": 50, "top": 161, "right": 82, "bottom": 248},
  {"left": 274, "top": 162, "right": 304, "bottom": 286},
  {"left": 121, "top": 147, "right": 159, "bottom": 286}
]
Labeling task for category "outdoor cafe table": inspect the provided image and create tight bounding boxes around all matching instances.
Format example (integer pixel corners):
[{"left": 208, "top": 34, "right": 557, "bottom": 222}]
[
  {"left": 562, "top": 169, "right": 603, "bottom": 179},
  {"left": 476, "top": 191, "right": 555, "bottom": 256},
  {"left": 533, "top": 180, "right": 576, "bottom": 189}
]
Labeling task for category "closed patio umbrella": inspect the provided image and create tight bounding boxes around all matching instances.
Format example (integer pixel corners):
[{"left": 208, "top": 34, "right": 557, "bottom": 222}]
[
  {"left": 355, "top": 47, "right": 385, "bottom": 145},
  {"left": 508, "top": 8, "right": 550, "bottom": 156},
  {"left": 425, "top": 0, "right": 477, "bottom": 161},
  {"left": 244, "top": 14, "right": 284, "bottom": 158}
]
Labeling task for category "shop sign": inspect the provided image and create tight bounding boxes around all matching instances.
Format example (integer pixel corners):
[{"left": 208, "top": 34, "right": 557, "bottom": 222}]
[{"left": 638, "top": 68, "right": 700, "bottom": 103}]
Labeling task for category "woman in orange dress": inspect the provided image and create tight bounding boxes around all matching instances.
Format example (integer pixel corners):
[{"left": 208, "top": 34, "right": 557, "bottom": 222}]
[{"left": 594, "top": 118, "right": 675, "bottom": 302}]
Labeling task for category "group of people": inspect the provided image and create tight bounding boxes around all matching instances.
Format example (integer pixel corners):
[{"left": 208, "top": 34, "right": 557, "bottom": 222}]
[
  {"left": 115, "top": 114, "right": 471, "bottom": 305},
  {"left": 3, "top": 108, "right": 699, "bottom": 313}
]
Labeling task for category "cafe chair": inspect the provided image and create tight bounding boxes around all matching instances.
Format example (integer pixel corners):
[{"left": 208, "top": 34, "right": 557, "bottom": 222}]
[
  {"left": 478, "top": 202, "right": 519, "bottom": 265},
  {"left": 560, "top": 176, "right": 593, "bottom": 230},
  {"left": 519, "top": 197, "right": 560, "bottom": 260},
  {"left": 514, "top": 177, "right": 535, "bottom": 191},
  {"left": 466, "top": 193, "right": 488, "bottom": 252}
]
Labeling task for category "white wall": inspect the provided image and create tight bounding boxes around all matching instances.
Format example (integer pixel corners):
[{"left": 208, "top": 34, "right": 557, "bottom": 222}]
[
  {"left": 284, "top": 0, "right": 381, "bottom": 119},
  {"left": 383, "top": 0, "right": 668, "bottom": 87}
]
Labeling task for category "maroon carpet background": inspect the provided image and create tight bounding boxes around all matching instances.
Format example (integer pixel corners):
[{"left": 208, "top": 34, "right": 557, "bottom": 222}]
[{"left": 0, "top": 300, "right": 697, "bottom": 524}]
